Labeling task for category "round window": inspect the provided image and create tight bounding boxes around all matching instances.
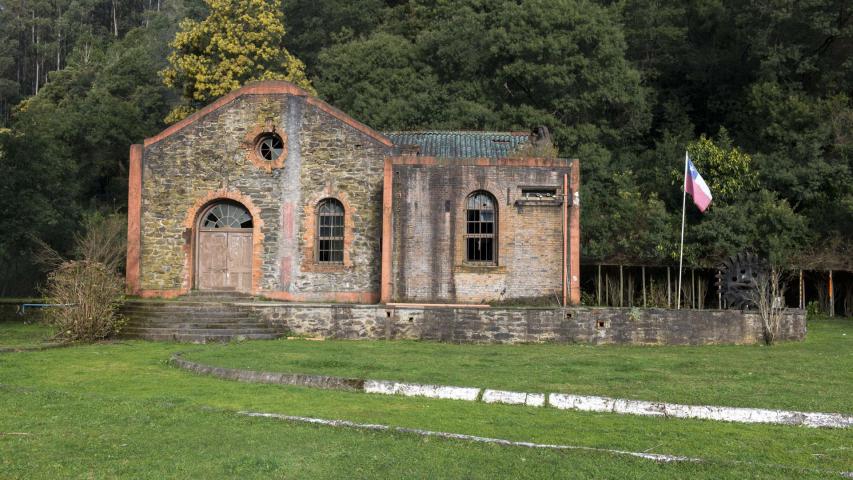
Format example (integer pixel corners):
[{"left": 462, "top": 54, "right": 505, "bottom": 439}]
[{"left": 257, "top": 133, "right": 284, "bottom": 161}]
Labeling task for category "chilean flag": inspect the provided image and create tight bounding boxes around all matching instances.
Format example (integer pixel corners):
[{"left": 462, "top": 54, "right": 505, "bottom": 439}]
[{"left": 685, "top": 156, "right": 712, "bottom": 212}]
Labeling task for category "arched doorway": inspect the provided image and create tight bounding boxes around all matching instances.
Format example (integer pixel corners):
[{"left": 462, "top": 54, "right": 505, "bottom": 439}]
[{"left": 196, "top": 201, "right": 254, "bottom": 292}]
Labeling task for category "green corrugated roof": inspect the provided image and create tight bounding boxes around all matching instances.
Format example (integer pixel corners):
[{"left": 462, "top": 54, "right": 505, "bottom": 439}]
[{"left": 384, "top": 131, "right": 529, "bottom": 158}]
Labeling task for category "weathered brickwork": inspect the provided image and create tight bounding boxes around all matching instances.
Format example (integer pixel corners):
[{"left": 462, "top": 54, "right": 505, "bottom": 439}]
[
  {"left": 135, "top": 85, "right": 391, "bottom": 300},
  {"left": 389, "top": 158, "right": 573, "bottom": 303},
  {"left": 249, "top": 304, "right": 807, "bottom": 345},
  {"left": 293, "top": 106, "right": 386, "bottom": 295},
  {"left": 128, "top": 81, "right": 581, "bottom": 304}
]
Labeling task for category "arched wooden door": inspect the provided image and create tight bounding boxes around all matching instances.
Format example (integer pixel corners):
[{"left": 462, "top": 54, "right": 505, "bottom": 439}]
[{"left": 196, "top": 202, "right": 253, "bottom": 292}]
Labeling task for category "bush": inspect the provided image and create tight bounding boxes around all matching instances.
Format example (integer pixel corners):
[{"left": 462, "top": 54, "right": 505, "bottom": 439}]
[
  {"left": 37, "top": 213, "right": 127, "bottom": 342},
  {"left": 42, "top": 260, "right": 125, "bottom": 342}
]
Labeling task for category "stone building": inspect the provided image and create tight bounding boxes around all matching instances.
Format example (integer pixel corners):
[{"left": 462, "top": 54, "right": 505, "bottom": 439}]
[{"left": 126, "top": 81, "right": 580, "bottom": 305}]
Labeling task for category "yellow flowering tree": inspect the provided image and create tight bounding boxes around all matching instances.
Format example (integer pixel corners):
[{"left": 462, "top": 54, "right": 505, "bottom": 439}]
[{"left": 160, "top": 0, "right": 314, "bottom": 123}]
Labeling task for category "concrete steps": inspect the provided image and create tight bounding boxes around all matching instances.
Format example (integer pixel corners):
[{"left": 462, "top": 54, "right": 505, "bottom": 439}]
[{"left": 120, "top": 292, "right": 282, "bottom": 343}]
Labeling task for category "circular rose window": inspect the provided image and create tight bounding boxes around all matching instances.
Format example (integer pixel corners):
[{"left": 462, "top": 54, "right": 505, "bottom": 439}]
[{"left": 257, "top": 133, "right": 284, "bottom": 162}]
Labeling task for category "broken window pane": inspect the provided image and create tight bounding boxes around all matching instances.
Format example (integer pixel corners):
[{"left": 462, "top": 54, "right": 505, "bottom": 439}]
[
  {"left": 258, "top": 133, "right": 284, "bottom": 161},
  {"left": 465, "top": 191, "right": 496, "bottom": 264}
]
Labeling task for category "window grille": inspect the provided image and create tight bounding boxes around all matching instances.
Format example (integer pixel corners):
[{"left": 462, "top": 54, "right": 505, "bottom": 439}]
[
  {"left": 465, "top": 191, "right": 496, "bottom": 264},
  {"left": 257, "top": 133, "right": 284, "bottom": 161},
  {"left": 202, "top": 203, "right": 253, "bottom": 229},
  {"left": 317, "top": 198, "right": 344, "bottom": 263}
]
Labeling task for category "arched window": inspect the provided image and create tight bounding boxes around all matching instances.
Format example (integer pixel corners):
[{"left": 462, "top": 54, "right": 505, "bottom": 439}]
[
  {"left": 201, "top": 202, "right": 253, "bottom": 229},
  {"left": 317, "top": 198, "right": 344, "bottom": 263},
  {"left": 465, "top": 191, "right": 496, "bottom": 264}
]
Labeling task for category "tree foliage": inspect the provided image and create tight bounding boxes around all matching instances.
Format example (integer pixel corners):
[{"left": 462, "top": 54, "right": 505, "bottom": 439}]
[
  {"left": 0, "top": 15, "right": 173, "bottom": 294},
  {"left": 686, "top": 131, "right": 757, "bottom": 204},
  {"left": 161, "top": 0, "right": 313, "bottom": 123},
  {"left": 0, "top": 0, "right": 850, "bottom": 293},
  {"left": 316, "top": 0, "right": 650, "bottom": 149}
]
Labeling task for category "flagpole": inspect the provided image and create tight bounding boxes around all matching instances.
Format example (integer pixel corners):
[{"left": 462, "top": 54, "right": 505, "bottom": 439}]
[{"left": 677, "top": 151, "right": 688, "bottom": 310}]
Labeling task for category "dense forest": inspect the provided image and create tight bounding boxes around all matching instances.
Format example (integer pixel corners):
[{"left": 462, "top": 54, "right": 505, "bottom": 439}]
[{"left": 0, "top": 0, "right": 850, "bottom": 295}]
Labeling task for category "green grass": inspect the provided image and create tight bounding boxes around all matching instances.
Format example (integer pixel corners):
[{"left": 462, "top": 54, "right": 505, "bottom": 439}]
[
  {"left": 4, "top": 386, "right": 841, "bottom": 479},
  {"left": 0, "top": 317, "right": 851, "bottom": 478},
  {"left": 182, "top": 316, "right": 853, "bottom": 413},
  {"left": 0, "top": 306, "right": 56, "bottom": 347}
]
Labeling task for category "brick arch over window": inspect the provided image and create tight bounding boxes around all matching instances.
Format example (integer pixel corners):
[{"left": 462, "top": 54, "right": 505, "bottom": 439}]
[
  {"left": 465, "top": 190, "right": 498, "bottom": 264},
  {"left": 302, "top": 190, "right": 355, "bottom": 271},
  {"left": 182, "top": 190, "right": 265, "bottom": 293}
]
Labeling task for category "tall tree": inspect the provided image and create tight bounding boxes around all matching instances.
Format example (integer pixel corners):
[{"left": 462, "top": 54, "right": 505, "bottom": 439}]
[
  {"left": 0, "top": 19, "right": 173, "bottom": 295},
  {"left": 160, "top": 0, "right": 313, "bottom": 123},
  {"left": 282, "top": 0, "right": 385, "bottom": 76},
  {"left": 317, "top": 0, "right": 650, "bottom": 148}
]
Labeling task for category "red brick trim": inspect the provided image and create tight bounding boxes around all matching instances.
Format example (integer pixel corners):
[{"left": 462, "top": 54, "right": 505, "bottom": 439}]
[
  {"left": 388, "top": 156, "right": 574, "bottom": 168},
  {"left": 380, "top": 158, "right": 393, "bottom": 303},
  {"left": 261, "top": 291, "right": 379, "bottom": 304},
  {"left": 144, "top": 81, "right": 393, "bottom": 148},
  {"left": 562, "top": 173, "right": 568, "bottom": 306},
  {"left": 136, "top": 289, "right": 379, "bottom": 303},
  {"left": 243, "top": 122, "right": 287, "bottom": 172},
  {"left": 301, "top": 189, "right": 355, "bottom": 272},
  {"left": 126, "top": 144, "right": 143, "bottom": 295},
  {"left": 137, "top": 289, "right": 186, "bottom": 299},
  {"left": 182, "top": 190, "right": 266, "bottom": 294},
  {"left": 569, "top": 159, "right": 581, "bottom": 304}
]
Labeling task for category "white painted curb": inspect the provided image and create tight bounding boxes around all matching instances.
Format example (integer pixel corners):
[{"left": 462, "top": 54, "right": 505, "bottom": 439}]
[
  {"left": 364, "top": 380, "right": 480, "bottom": 401},
  {"left": 548, "top": 394, "right": 853, "bottom": 428},
  {"left": 172, "top": 355, "right": 853, "bottom": 428},
  {"left": 482, "top": 389, "right": 545, "bottom": 407}
]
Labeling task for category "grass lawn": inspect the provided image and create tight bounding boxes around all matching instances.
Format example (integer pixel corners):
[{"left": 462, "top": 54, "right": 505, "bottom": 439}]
[
  {"left": 0, "top": 315, "right": 851, "bottom": 478},
  {"left": 183, "top": 316, "right": 853, "bottom": 413},
  {"left": 0, "top": 306, "right": 56, "bottom": 347}
]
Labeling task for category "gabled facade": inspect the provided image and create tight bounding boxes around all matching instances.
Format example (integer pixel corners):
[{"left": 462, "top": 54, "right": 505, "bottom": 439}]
[{"left": 126, "top": 81, "right": 580, "bottom": 305}]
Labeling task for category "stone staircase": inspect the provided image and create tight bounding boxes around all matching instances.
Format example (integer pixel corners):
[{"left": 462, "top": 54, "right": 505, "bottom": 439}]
[{"left": 120, "top": 291, "right": 283, "bottom": 343}]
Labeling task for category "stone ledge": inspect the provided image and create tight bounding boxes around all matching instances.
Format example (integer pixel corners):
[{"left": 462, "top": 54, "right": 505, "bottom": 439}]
[
  {"left": 169, "top": 354, "right": 364, "bottom": 391},
  {"left": 170, "top": 353, "right": 851, "bottom": 428},
  {"left": 0, "top": 343, "right": 68, "bottom": 353}
]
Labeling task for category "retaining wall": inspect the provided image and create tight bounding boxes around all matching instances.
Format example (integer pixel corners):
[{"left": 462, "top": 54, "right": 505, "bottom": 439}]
[{"left": 245, "top": 303, "right": 806, "bottom": 345}]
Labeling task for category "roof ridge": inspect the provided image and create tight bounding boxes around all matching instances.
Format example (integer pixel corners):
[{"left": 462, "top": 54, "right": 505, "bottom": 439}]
[
  {"left": 144, "top": 80, "right": 393, "bottom": 148},
  {"left": 384, "top": 130, "right": 529, "bottom": 136}
]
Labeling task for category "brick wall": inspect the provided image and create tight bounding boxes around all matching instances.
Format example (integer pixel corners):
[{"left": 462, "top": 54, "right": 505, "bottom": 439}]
[
  {"left": 388, "top": 157, "right": 575, "bottom": 303},
  {"left": 133, "top": 83, "right": 391, "bottom": 301},
  {"left": 249, "top": 304, "right": 807, "bottom": 345},
  {"left": 128, "top": 81, "right": 581, "bottom": 304}
]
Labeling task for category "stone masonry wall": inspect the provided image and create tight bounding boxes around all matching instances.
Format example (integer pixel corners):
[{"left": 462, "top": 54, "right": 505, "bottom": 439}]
[
  {"left": 249, "top": 304, "right": 807, "bottom": 345},
  {"left": 390, "top": 159, "right": 572, "bottom": 303},
  {"left": 138, "top": 90, "right": 390, "bottom": 299}
]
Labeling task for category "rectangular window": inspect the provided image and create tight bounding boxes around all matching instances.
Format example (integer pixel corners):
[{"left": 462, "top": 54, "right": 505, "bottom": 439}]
[
  {"left": 521, "top": 188, "right": 557, "bottom": 199},
  {"left": 317, "top": 199, "right": 344, "bottom": 263}
]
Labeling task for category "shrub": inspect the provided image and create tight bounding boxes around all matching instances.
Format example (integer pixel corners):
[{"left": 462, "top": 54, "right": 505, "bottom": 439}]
[
  {"left": 37, "top": 213, "right": 127, "bottom": 342},
  {"left": 42, "top": 260, "right": 125, "bottom": 342},
  {"left": 748, "top": 269, "right": 787, "bottom": 345}
]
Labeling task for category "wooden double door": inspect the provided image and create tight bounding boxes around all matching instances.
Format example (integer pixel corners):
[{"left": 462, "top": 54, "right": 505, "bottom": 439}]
[{"left": 197, "top": 230, "right": 252, "bottom": 292}]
